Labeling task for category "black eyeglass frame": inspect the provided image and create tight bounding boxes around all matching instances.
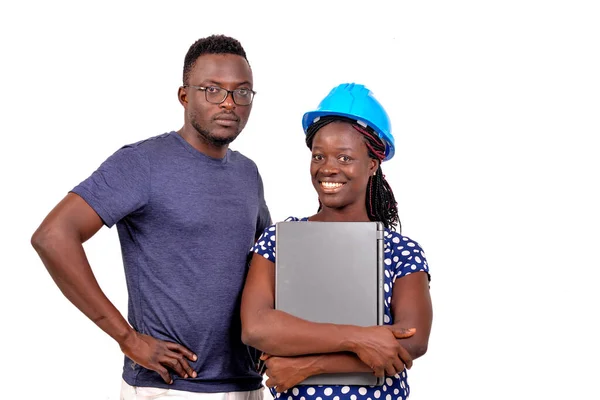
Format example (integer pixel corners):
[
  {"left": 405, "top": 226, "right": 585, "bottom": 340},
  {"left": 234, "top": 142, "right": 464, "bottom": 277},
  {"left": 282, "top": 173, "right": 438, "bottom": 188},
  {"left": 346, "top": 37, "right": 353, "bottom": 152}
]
[{"left": 182, "top": 85, "right": 256, "bottom": 106}]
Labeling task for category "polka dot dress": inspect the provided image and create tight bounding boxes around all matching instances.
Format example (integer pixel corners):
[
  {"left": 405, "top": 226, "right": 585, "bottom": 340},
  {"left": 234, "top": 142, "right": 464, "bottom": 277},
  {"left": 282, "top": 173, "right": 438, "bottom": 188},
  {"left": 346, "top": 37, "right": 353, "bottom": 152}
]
[{"left": 251, "top": 217, "right": 430, "bottom": 400}]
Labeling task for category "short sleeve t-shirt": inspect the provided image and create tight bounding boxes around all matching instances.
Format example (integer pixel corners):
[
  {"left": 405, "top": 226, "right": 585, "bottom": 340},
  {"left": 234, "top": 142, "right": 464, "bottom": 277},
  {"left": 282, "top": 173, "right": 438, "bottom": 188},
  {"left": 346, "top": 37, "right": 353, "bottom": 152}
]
[
  {"left": 72, "top": 132, "right": 271, "bottom": 393},
  {"left": 251, "top": 217, "right": 430, "bottom": 400}
]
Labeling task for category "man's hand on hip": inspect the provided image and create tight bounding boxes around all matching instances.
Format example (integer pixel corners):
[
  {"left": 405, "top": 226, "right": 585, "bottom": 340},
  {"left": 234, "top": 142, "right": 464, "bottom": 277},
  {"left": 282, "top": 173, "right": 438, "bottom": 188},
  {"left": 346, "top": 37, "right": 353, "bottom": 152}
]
[{"left": 120, "top": 331, "right": 198, "bottom": 384}]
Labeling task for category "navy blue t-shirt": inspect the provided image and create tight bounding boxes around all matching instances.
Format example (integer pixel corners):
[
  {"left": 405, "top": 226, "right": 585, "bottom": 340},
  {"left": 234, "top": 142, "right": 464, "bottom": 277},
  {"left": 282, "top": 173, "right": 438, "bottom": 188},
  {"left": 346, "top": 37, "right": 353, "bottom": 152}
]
[{"left": 72, "top": 132, "right": 271, "bottom": 393}]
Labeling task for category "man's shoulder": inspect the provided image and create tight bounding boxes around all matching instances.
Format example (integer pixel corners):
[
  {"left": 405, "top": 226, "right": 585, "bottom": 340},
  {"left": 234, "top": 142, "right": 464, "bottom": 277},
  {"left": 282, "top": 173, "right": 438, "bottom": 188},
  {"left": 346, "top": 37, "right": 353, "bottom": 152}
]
[
  {"left": 228, "top": 149, "right": 258, "bottom": 168},
  {"left": 121, "top": 132, "right": 174, "bottom": 152}
]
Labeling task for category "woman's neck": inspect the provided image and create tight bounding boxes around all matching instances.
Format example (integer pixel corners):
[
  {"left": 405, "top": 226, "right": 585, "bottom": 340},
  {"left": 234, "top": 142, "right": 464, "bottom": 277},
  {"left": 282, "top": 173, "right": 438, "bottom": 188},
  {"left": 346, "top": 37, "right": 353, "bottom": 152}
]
[{"left": 309, "top": 205, "right": 370, "bottom": 223}]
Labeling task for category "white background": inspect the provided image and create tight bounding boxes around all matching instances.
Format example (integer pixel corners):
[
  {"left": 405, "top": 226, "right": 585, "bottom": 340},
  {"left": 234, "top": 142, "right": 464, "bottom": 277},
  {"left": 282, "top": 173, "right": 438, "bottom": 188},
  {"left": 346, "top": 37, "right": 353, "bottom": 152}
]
[{"left": 1, "top": 1, "right": 599, "bottom": 399}]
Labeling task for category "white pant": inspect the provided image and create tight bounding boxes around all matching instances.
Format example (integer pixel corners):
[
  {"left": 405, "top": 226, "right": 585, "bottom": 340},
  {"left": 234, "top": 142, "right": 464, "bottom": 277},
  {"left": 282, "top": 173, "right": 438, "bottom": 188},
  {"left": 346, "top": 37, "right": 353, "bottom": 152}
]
[{"left": 121, "top": 379, "right": 265, "bottom": 400}]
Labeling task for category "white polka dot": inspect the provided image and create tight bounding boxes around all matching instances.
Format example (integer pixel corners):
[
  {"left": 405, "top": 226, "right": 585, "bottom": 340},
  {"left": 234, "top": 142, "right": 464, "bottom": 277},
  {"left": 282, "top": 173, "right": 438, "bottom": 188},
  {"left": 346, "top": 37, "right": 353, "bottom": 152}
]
[
  {"left": 415, "top": 256, "right": 421, "bottom": 263},
  {"left": 387, "top": 296, "right": 392, "bottom": 303},
  {"left": 351, "top": 395, "right": 357, "bottom": 400},
  {"left": 386, "top": 395, "right": 391, "bottom": 400},
  {"left": 384, "top": 270, "right": 390, "bottom": 278},
  {"left": 384, "top": 259, "right": 392, "bottom": 266},
  {"left": 270, "top": 235, "right": 275, "bottom": 241},
  {"left": 288, "top": 396, "right": 293, "bottom": 400},
  {"left": 301, "top": 397, "right": 306, "bottom": 400},
  {"left": 411, "top": 265, "right": 417, "bottom": 270},
  {"left": 407, "top": 242, "right": 415, "bottom": 247},
  {"left": 307, "top": 388, "right": 316, "bottom": 395},
  {"left": 393, "top": 256, "right": 399, "bottom": 262},
  {"left": 262, "top": 253, "right": 269, "bottom": 259},
  {"left": 374, "top": 390, "right": 381, "bottom": 398},
  {"left": 386, "top": 378, "right": 393, "bottom": 386},
  {"left": 334, "top": 397, "right": 340, "bottom": 400},
  {"left": 293, "top": 388, "right": 299, "bottom": 396},
  {"left": 413, "top": 249, "right": 419, "bottom": 253},
  {"left": 317, "top": 397, "right": 322, "bottom": 400},
  {"left": 394, "top": 389, "right": 399, "bottom": 395},
  {"left": 383, "top": 386, "right": 387, "bottom": 392},
  {"left": 324, "top": 388, "right": 333, "bottom": 396},
  {"left": 401, "top": 371, "right": 406, "bottom": 378},
  {"left": 402, "top": 237, "right": 409, "bottom": 241},
  {"left": 400, "top": 381, "right": 405, "bottom": 388},
  {"left": 359, "top": 388, "right": 367, "bottom": 395},
  {"left": 384, "top": 314, "right": 390, "bottom": 323},
  {"left": 269, "top": 226, "right": 275, "bottom": 231},
  {"left": 401, "top": 250, "right": 410, "bottom": 256},
  {"left": 267, "top": 241, "right": 271, "bottom": 247},
  {"left": 275, "top": 394, "right": 280, "bottom": 398},
  {"left": 341, "top": 387, "right": 350, "bottom": 394},
  {"left": 384, "top": 283, "right": 390, "bottom": 292},
  {"left": 392, "top": 236, "right": 400, "bottom": 243}
]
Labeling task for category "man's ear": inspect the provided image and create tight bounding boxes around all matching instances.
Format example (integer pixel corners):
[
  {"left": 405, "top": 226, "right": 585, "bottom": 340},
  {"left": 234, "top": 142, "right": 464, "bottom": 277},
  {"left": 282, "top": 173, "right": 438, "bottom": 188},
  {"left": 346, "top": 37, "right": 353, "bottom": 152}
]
[{"left": 178, "top": 86, "right": 188, "bottom": 107}]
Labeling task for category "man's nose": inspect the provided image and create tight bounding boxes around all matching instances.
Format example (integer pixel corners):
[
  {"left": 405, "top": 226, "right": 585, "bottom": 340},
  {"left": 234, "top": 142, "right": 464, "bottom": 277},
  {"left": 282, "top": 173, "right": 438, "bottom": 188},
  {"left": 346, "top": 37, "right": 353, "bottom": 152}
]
[{"left": 220, "top": 91, "right": 236, "bottom": 110}]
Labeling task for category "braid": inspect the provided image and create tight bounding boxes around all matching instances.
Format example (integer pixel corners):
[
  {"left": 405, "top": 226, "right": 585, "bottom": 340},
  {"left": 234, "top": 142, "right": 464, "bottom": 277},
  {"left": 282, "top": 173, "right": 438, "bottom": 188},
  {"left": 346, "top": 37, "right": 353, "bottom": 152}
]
[{"left": 305, "top": 116, "right": 401, "bottom": 231}]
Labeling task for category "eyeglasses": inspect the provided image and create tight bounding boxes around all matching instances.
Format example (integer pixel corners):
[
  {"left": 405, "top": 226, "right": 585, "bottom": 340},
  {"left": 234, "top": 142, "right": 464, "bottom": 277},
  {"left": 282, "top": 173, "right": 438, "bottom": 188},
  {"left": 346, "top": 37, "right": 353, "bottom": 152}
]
[{"left": 183, "top": 85, "right": 256, "bottom": 106}]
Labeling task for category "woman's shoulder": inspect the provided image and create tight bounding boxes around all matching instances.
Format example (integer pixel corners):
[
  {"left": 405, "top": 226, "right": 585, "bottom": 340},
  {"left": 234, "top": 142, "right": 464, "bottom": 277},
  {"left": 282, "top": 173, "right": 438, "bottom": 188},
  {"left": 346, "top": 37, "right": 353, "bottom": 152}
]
[
  {"left": 384, "top": 229, "right": 427, "bottom": 258},
  {"left": 384, "top": 229, "right": 423, "bottom": 246}
]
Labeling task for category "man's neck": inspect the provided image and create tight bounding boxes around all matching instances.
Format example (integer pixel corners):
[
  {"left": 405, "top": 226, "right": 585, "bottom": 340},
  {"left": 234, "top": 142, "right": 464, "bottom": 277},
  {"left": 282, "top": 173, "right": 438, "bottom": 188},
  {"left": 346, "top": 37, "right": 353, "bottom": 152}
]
[{"left": 177, "top": 127, "right": 228, "bottom": 159}]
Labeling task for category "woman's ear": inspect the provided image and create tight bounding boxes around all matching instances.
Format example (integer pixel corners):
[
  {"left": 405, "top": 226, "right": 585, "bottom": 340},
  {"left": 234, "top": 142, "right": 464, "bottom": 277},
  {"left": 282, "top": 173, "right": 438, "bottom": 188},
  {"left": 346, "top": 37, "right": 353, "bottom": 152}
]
[{"left": 370, "top": 159, "right": 380, "bottom": 176}]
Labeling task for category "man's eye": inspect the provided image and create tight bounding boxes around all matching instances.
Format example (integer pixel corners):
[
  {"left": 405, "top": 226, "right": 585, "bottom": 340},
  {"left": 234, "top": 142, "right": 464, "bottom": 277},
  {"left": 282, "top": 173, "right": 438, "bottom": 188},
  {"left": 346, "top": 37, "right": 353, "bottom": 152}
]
[
  {"left": 236, "top": 89, "right": 250, "bottom": 96},
  {"left": 207, "top": 86, "right": 221, "bottom": 93}
]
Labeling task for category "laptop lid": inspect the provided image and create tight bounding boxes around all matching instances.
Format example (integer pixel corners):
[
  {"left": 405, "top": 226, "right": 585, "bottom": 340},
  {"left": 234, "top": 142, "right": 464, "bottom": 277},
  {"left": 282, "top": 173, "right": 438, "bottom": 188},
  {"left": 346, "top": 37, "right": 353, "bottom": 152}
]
[{"left": 275, "top": 220, "right": 385, "bottom": 386}]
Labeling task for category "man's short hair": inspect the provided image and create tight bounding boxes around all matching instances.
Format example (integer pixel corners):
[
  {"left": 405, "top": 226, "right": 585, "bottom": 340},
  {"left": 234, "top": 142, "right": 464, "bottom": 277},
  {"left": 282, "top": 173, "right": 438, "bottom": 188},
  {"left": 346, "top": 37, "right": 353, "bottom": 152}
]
[{"left": 183, "top": 34, "right": 248, "bottom": 84}]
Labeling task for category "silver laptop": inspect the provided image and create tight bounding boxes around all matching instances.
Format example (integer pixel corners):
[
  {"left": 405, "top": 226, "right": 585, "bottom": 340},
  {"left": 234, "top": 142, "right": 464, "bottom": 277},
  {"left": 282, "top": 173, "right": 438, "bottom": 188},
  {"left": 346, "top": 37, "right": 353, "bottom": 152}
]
[{"left": 275, "top": 221, "right": 385, "bottom": 386}]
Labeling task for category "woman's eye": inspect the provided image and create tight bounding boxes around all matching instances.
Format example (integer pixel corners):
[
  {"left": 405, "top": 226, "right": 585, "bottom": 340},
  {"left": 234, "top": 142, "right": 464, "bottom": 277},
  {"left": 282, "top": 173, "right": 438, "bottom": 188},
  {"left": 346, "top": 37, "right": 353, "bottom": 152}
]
[
  {"left": 312, "top": 154, "right": 323, "bottom": 161},
  {"left": 339, "top": 156, "right": 351, "bottom": 162}
]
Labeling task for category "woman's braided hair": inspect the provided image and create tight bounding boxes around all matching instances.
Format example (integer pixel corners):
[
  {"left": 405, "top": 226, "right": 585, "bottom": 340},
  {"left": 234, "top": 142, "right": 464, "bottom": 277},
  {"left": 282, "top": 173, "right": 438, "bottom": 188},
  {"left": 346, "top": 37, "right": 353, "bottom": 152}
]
[{"left": 305, "top": 116, "right": 400, "bottom": 231}]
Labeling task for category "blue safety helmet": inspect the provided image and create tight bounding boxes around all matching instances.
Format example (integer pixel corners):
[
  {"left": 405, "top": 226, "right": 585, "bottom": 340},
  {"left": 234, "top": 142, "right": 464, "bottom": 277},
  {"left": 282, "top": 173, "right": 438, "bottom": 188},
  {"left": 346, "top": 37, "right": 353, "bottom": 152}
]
[{"left": 302, "top": 83, "right": 395, "bottom": 161}]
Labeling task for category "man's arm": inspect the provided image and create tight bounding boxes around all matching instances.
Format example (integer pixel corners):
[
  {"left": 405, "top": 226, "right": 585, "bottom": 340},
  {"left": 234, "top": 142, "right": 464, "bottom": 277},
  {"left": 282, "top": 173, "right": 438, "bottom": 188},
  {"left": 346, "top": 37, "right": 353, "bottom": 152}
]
[{"left": 31, "top": 193, "right": 197, "bottom": 384}]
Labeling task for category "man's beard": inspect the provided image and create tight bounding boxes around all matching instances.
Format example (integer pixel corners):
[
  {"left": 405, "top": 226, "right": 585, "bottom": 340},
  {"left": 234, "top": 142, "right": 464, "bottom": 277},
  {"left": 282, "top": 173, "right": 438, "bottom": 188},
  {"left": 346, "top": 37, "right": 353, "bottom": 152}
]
[{"left": 191, "top": 119, "right": 239, "bottom": 147}]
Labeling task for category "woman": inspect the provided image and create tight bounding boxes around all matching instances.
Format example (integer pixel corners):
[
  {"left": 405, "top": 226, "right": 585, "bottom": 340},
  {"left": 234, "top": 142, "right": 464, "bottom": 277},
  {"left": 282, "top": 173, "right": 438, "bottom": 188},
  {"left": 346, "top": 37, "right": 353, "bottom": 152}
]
[{"left": 241, "top": 83, "right": 432, "bottom": 400}]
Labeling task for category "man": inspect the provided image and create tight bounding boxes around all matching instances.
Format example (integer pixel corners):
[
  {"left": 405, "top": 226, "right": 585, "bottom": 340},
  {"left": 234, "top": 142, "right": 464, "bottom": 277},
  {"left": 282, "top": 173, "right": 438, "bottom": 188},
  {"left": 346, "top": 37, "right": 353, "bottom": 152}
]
[{"left": 31, "top": 34, "right": 271, "bottom": 399}]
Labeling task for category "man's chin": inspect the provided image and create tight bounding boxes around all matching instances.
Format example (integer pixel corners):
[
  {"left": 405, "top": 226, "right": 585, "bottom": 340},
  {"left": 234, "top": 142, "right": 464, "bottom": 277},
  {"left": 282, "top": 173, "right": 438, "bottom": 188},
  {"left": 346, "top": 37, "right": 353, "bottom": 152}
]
[{"left": 201, "top": 131, "right": 240, "bottom": 147}]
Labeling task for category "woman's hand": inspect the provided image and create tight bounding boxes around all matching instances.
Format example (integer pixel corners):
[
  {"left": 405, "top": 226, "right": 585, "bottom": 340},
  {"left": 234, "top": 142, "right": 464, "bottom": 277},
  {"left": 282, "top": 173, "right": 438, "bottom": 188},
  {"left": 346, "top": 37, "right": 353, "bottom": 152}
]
[{"left": 263, "top": 354, "right": 321, "bottom": 393}]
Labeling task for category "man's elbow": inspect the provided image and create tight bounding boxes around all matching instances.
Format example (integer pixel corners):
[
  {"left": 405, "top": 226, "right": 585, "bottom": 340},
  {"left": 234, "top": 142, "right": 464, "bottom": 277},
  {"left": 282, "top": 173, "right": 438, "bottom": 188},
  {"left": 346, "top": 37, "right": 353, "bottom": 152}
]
[
  {"left": 31, "top": 225, "right": 52, "bottom": 254},
  {"left": 31, "top": 223, "right": 66, "bottom": 257}
]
